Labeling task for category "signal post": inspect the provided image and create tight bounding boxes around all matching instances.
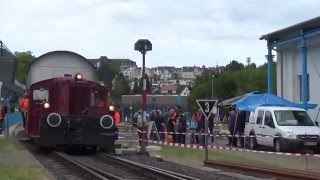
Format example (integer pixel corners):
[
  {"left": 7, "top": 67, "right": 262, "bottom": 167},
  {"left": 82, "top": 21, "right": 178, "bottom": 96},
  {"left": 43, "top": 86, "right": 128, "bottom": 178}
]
[{"left": 196, "top": 99, "right": 218, "bottom": 161}]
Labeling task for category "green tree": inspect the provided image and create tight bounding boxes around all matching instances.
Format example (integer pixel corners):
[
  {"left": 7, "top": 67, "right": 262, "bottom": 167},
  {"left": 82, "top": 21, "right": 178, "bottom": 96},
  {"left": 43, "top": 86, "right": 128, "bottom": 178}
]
[
  {"left": 132, "top": 78, "right": 140, "bottom": 94},
  {"left": 110, "top": 73, "right": 130, "bottom": 103},
  {"left": 14, "top": 51, "right": 36, "bottom": 84},
  {"left": 187, "top": 61, "right": 276, "bottom": 112},
  {"left": 225, "top": 60, "right": 245, "bottom": 72},
  {"left": 96, "top": 60, "right": 121, "bottom": 88}
]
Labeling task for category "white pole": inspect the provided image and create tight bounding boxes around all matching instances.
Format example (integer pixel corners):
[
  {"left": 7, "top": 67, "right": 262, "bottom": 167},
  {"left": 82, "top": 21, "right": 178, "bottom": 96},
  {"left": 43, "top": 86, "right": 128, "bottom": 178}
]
[
  {"left": 211, "top": 77, "right": 213, "bottom": 99},
  {"left": 0, "top": 82, "right": 2, "bottom": 99}
]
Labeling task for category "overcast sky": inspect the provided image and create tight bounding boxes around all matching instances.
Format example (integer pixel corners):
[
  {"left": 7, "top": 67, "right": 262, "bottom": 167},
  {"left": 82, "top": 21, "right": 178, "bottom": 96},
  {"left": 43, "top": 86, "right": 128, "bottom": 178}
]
[{"left": 1, "top": 0, "right": 319, "bottom": 67}]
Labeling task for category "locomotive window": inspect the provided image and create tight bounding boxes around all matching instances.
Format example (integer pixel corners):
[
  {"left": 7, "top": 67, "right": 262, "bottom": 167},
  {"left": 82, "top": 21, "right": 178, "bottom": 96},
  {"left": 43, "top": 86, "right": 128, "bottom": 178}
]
[
  {"left": 33, "top": 89, "right": 49, "bottom": 104},
  {"left": 91, "top": 91, "right": 105, "bottom": 107}
]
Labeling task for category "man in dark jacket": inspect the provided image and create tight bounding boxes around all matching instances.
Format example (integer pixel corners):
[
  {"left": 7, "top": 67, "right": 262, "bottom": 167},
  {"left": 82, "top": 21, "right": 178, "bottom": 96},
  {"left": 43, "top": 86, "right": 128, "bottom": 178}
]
[
  {"left": 175, "top": 114, "right": 187, "bottom": 144},
  {"left": 208, "top": 114, "right": 215, "bottom": 143},
  {"left": 166, "top": 112, "right": 177, "bottom": 143},
  {"left": 227, "top": 107, "right": 237, "bottom": 146},
  {"left": 154, "top": 110, "right": 164, "bottom": 140},
  {"left": 236, "top": 111, "right": 247, "bottom": 147}
]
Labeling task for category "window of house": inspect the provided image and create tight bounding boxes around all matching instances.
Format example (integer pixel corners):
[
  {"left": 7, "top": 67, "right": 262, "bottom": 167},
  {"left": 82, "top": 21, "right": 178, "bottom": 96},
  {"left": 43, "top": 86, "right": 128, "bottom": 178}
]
[{"left": 298, "top": 74, "right": 310, "bottom": 102}]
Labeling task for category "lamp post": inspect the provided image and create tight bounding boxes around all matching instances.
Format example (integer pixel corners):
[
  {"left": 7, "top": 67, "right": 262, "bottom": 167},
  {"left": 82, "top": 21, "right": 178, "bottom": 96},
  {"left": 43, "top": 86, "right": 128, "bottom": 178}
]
[{"left": 134, "top": 39, "right": 152, "bottom": 154}]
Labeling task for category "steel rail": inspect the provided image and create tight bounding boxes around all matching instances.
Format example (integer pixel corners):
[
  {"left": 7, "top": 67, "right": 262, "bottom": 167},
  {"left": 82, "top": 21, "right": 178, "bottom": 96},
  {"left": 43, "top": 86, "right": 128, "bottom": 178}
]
[
  {"left": 101, "top": 153, "right": 200, "bottom": 180},
  {"left": 204, "top": 160, "right": 320, "bottom": 180},
  {"left": 140, "top": 164, "right": 200, "bottom": 180},
  {"left": 54, "top": 151, "right": 109, "bottom": 180}
]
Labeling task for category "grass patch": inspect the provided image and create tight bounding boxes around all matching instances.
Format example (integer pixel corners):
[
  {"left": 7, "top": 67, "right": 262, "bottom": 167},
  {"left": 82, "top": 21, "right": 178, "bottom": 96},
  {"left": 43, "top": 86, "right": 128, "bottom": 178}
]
[
  {"left": 149, "top": 146, "right": 265, "bottom": 167},
  {"left": 0, "top": 164, "right": 48, "bottom": 180},
  {"left": 149, "top": 145, "right": 320, "bottom": 173},
  {"left": 0, "top": 138, "right": 25, "bottom": 152}
]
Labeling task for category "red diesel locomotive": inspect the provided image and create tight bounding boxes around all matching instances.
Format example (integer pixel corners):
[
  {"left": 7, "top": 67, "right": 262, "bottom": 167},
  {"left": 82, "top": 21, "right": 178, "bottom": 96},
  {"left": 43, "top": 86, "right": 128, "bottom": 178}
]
[{"left": 26, "top": 73, "right": 117, "bottom": 152}]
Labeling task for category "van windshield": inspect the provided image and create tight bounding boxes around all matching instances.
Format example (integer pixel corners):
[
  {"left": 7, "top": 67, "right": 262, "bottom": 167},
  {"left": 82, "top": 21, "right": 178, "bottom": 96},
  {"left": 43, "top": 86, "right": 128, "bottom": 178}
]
[{"left": 274, "top": 110, "right": 315, "bottom": 126}]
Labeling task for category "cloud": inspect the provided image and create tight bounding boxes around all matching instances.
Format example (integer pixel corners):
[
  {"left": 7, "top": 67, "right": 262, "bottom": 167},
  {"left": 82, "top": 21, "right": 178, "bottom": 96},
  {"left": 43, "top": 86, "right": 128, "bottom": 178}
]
[{"left": 1, "top": 0, "right": 319, "bottom": 67}]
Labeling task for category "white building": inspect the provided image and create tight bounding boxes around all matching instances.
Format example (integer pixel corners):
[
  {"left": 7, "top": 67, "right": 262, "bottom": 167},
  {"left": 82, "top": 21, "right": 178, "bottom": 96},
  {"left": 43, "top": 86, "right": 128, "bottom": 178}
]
[
  {"left": 179, "top": 79, "right": 195, "bottom": 86},
  {"left": 157, "top": 79, "right": 177, "bottom": 86},
  {"left": 194, "top": 66, "right": 203, "bottom": 77},
  {"left": 181, "top": 71, "right": 195, "bottom": 79},
  {"left": 181, "top": 66, "right": 202, "bottom": 79},
  {"left": 260, "top": 16, "right": 320, "bottom": 123},
  {"left": 122, "top": 67, "right": 136, "bottom": 80},
  {"left": 135, "top": 67, "right": 153, "bottom": 79},
  {"left": 160, "top": 69, "right": 173, "bottom": 79}
]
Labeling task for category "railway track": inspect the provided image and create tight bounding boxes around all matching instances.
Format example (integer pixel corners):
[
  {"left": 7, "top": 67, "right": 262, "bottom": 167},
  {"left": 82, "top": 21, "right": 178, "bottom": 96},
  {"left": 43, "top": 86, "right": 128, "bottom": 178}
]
[
  {"left": 54, "top": 151, "right": 200, "bottom": 180},
  {"left": 204, "top": 160, "right": 320, "bottom": 180},
  {"left": 98, "top": 153, "right": 200, "bottom": 180}
]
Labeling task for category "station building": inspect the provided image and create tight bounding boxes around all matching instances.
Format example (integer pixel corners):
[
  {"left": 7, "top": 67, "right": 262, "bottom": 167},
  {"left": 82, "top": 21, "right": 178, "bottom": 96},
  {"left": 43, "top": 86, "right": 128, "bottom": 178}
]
[{"left": 260, "top": 16, "right": 320, "bottom": 122}]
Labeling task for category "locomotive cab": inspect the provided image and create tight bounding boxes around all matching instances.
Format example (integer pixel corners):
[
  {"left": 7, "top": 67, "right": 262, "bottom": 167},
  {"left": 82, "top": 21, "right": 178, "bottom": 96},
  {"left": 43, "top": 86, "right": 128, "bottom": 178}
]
[{"left": 26, "top": 74, "right": 116, "bottom": 152}]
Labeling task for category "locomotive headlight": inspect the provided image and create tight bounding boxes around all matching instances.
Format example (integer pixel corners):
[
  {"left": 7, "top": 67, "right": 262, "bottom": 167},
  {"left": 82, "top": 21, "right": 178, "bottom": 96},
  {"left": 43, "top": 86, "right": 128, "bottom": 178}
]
[
  {"left": 44, "top": 102, "right": 50, "bottom": 109},
  {"left": 100, "top": 115, "right": 114, "bottom": 129},
  {"left": 109, "top": 105, "right": 115, "bottom": 111},
  {"left": 76, "top": 73, "right": 83, "bottom": 80}
]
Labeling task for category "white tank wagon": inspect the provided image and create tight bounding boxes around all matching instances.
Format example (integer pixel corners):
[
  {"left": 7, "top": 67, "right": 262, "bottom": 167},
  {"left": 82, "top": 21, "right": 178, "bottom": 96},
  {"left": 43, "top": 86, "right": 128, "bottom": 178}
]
[{"left": 26, "top": 51, "right": 98, "bottom": 89}]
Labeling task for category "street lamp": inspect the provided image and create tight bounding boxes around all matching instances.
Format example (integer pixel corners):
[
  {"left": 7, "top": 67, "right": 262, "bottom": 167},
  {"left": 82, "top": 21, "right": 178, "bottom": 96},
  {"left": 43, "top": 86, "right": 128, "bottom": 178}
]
[{"left": 134, "top": 39, "right": 152, "bottom": 154}]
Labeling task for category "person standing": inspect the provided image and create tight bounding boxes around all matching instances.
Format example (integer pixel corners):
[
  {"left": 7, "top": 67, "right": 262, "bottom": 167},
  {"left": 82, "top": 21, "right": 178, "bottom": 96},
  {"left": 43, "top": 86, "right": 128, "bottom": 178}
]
[
  {"left": 154, "top": 109, "right": 164, "bottom": 140},
  {"left": 236, "top": 111, "right": 246, "bottom": 147},
  {"left": 114, "top": 110, "right": 121, "bottom": 128},
  {"left": 20, "top": 94, "right": 29, "bottom": 128},
  {"left": 0, "top": 103, "right": 5, "bottom": 134},
  {"left": 227, "top": 107, "right": 237, "bottom": 146},
  {"left": 166, "top": 112, "right": 177, "bottom": 143},
  {"left": 208, "top": 114, "right": 215, "bottom": 143},
  {"left": 189, "top": 113, "right": 198, "bottom": 144},
  {"left": 175, "top": 114, "right": 186, "bottom": 144},
  {"left": 9, "top": 93, "right": 18, "bottom": 113}
]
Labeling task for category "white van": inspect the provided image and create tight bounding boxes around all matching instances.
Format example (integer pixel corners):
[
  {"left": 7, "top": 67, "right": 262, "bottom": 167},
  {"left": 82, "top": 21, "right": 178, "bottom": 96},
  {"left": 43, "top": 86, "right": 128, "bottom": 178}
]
[{"left": 244, "top": 106, "right": 320, "bottom": 153}]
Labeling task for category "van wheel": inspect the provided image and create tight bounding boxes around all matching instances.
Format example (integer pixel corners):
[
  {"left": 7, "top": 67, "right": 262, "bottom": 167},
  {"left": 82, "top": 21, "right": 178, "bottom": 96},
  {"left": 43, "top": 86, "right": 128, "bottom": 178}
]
[
  {"left": 249, "top": 137, "right": 257, "bottom": 150},
  {"left": 274, "top": 139, "right": 284, "bottom": 152}
]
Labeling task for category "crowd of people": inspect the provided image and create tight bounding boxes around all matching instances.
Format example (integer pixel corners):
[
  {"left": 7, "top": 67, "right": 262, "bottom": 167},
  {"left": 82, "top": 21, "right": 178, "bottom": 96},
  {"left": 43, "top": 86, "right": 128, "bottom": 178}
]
[
  {"left": 145, "top": 106, "right": 246, "bottom": 147},
  {"left": 0, "top": 93, "right": 29, "bottom": 132},
  {"left": 147, "top": 107, "right": 219, "bottom": 145}
]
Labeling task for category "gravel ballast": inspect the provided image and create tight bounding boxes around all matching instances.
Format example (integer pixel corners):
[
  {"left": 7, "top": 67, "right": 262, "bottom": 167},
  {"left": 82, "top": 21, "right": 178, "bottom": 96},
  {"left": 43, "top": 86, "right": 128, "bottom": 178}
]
[{"left": 120, "top": 154, "right": 270, "bottom": 180}]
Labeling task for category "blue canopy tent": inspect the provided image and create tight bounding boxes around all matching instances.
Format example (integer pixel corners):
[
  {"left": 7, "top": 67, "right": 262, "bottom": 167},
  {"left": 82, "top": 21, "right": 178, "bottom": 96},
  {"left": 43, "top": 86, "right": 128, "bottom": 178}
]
[
  {"left": 218, "top": 91, "right": 261, "bottom": 107},
  {"left": 231, "top": 92, "right": 317, "bottom": 112}
]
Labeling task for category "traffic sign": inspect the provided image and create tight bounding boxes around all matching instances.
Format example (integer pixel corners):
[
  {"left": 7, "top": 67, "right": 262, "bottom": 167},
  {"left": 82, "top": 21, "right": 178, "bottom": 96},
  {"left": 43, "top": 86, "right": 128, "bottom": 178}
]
[{"left": 196, "top": 99, "right": 218, "bottom": 119}]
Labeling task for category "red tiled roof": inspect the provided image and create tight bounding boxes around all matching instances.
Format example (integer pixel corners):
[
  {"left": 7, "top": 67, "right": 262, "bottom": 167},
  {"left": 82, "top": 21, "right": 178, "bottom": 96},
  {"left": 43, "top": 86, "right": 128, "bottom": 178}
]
[{"left": 161, "top": 84, "right": 178, "bottom": 91}]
